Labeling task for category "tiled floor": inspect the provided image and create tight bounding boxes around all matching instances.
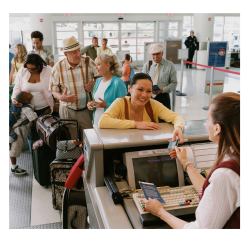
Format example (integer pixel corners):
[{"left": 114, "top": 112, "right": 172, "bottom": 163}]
[{"left": 9, "top": 66, "right": 240, "bottom": 227}]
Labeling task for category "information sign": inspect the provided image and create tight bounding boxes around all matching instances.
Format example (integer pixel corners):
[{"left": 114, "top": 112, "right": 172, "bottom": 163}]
[{"left": 208, "top": 42, "right": 227, "bottom": 67}]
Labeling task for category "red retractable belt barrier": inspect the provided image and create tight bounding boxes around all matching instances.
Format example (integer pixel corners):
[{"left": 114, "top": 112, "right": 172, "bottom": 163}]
[{"left": 183, "top": 60, "right": 240, "bottom": 75}]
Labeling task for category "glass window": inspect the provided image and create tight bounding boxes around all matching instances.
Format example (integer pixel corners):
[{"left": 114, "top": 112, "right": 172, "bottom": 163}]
[
  {"left": 121, "top": 23, "right": 136, "bottom": 30},
  {"left": 103, "top": 31, "right": 119, "bottom": 38},
  {"left": 224, "top": 17, "right": 240, "bottom": 51},
  {"left": 121, "top": 31, "right": 136, "bottom": 38},
  {"left": 213, "top": 16, "right": 224, "bottom": 41},
  {"left": 57, "top": 31, "right": 78, "bottom": 40},
  {"left": 137, "top": 38, "right": 154, "bottom": 46},
  {"left": 122, "top": 38, "right": 136, "bottom": 46},
  {"left": 169, "top": 22, "right": 178, "bottom": 29},
  {"left": 138, "top": 30, "right": 154, "bottom": 37},
  {"left": 102, "top": 23, "right": 118, "bottom": 30},
  {"left": 56, "top": 23, "right": 78, "bottom": 31},
  {"left": 84, "top": 31, "right": 102, "bottom": 39},
  {"left": 83, "top": 23, "right": 102, "bottom": 30},
  {"left": 138, "top": 23, "right": 154, "bottom": 30},
  {"left": 168, "top": 30, "right": 178, "bottom": 38}
]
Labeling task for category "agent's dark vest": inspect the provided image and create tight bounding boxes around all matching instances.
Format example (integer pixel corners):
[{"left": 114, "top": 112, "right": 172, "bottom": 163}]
[{"left": 199, "top": 159, "right": 240, "bottom": 229}]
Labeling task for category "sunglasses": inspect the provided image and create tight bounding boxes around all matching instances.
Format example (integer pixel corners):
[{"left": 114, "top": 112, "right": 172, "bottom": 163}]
[{"left": 26, "top": 67, "right": 39, "bottom": 72}]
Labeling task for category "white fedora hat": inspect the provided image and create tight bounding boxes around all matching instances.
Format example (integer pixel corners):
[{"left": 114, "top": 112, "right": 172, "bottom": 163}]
[
  {"left": 148, "top": 44, "right": 164, "bottom": 54},
  {"left": 60, "top": 36, "right": 83, "bottom": 52}
]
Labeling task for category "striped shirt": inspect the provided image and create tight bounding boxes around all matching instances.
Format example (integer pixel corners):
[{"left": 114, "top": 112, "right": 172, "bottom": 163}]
[{"left": 49, "top": 56, "right": 97, "bottom": 110}]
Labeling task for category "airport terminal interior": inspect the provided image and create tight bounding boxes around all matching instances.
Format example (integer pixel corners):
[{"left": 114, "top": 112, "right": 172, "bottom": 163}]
[{"left": 9, "top": 13, "right": 241, "bottom": 230}]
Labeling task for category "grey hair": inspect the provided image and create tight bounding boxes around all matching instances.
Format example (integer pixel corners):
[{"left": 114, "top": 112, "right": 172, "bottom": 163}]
[{"left": 95, "top": 53, "right": 120, "bottom": 75}]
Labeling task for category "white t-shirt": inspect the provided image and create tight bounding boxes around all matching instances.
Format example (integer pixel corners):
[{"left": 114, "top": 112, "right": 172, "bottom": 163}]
[
  {"left": 183, "top": 167, "right": 240, "bottom": 229},
  {"left": 93, "top": 79, "right": 111, "bottom": 127},
  {"left": 23, "top": 81, "right": 48, "bottom": 110}
]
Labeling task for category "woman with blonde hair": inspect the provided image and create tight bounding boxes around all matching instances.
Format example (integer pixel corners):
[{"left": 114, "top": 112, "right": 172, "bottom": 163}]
[
  {"left": 9, "top": 44, "right": 27, "bottom": 85},
  {"left": 97, "top": 38, "right": 113, "bottom": 56},
  {"left": 87, "top": 53, "right": 127, "bottom": 127}
]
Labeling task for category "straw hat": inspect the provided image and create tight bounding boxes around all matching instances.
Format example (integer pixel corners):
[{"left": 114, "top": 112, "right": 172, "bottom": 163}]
[
  {"left": 60, "top": 36, "right": 83, "bottom": 52},
  {"left": 148, "top": 44, "right": 164, "bottom": 54}
]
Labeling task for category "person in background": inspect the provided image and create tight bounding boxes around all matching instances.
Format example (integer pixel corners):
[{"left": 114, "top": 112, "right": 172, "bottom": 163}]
[
  {"left": 142, "top": 44, "right": 177, "bottom": 111},
  {"left": 97, "top": 38, "right": 113, "bottom": 56},
  {"left": 81, "top": 37, "right": 100, "bottom": 61},
  {"left": 9, "top": 44, "right": 27, "bottom": 85},
  {"left": 184, "top": 30, "right": 198, "bottom": 69},
  {"left": 144, "top": 92, "right": 240, "bottom": 229},
  {"left": 99, "top": 73, "right": 184, "bottom": 144},
  {"left": 30, "top": 31, "right": 54, "bottom": 67},
  {"left": 87, "top": 53, "right": 127, "bottom": 128},
  {"left": 12, "top": 53, "right": 54, "bottom": 144},
  {"left": 49, "top": 36, "right": 97, "bottom": 140},
  {"left": 9, "top": 44, "right": 14, "bottom": 74},
  {"left": 9, "top": 91, "right": 38, "bottom": 175},
  {"left": 121, "top": 54, "right": 133, "bottom": 91}
]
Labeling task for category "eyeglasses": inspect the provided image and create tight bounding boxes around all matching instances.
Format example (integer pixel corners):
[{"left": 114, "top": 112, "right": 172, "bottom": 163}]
[{"left": 26, "top": 67, "right": 39, "bottom": 72}]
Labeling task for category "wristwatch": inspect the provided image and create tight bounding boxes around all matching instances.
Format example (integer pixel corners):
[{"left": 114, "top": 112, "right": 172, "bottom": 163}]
[{"left": 183, "top": 161, "right": 192, "bottom": 172}]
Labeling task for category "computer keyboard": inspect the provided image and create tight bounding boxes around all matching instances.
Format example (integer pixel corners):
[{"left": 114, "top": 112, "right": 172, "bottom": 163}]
[{"left": 133, "top": 185, "right": 199, "bottom": 215}]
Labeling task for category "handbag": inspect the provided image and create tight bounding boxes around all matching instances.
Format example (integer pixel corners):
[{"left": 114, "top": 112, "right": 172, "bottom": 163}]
[
  {"left": 36, "top": 114, "right": 71, "bottom": 151},
  {"left": 56, "top": 140, "right": 82, "bottom": 160},
  {"left": 55, "top": 119, "right": 82, "bottom": 160}
]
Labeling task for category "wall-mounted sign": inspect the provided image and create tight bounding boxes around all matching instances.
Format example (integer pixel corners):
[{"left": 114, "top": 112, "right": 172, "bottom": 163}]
[
  {"left": 40, "top": 19, "right": 43, "bottom": 22},
  {"left": 64, "top": 13, "right": 71, "bottom": 17},
  {"left": 208, "top": 18, "right": 211, "bottom": 21}
]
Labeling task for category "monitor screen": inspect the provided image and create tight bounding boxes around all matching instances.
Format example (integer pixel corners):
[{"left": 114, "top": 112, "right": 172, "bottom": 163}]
[{"left": 132, "top": 155, "right": 179, "bottom": 189}]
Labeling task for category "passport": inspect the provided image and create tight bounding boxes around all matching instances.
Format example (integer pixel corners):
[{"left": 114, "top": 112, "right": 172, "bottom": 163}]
[{"left": 139, "top": 182, "right": 165, "bottom": 204}]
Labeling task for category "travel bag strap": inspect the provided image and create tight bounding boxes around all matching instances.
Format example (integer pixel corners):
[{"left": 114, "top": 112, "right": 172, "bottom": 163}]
[{"left": 85, "top": 57, "right": 92, "bottom": 101}]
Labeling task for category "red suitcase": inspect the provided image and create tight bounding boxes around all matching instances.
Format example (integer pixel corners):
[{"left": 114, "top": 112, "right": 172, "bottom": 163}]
[{"left": 65, "top": 154, "right": 84, "bottom": 190}]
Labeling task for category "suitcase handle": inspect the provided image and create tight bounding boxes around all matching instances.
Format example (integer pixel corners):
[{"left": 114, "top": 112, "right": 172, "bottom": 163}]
[
  {"left": 70, "top": 211, "right": 78, "bottom": 229},
  {"left": 56, "top": 119, "right": 80, "bottom": 141}
]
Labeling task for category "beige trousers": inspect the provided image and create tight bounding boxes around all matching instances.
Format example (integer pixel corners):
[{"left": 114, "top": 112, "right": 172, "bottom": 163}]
[{"left": 59, "top": 105, "right": 93, "bottom": 140}]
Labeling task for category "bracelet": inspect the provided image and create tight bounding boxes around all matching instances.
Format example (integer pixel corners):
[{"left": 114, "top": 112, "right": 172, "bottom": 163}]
[{"left": 183, "top": 161, "right": 192, "bottom": 172}]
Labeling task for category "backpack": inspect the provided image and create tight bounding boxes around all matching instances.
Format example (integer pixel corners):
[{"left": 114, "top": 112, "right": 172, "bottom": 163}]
[
  {"left": 125, "top": 64, "right": 135, "bottom": 80},
  {"left": 9, "top": 103, "right": 32, "bottom": 141}
]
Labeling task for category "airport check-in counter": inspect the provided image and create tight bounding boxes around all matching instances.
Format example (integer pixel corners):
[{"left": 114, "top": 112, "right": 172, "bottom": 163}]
[{"left": 82, "top": 120, "right": 218, "bottom": 229}]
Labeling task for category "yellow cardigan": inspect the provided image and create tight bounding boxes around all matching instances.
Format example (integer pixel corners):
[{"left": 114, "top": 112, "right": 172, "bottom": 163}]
[{"left": 98, "top": 96, "right": 185, "bottom": 129}]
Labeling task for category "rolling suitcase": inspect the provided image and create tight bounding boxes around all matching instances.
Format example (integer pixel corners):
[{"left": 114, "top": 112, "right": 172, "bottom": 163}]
[
  {"left": 32, "top": 142, "right": 56, "bottom": 188},
  {"left": 62, "top": 180, "right": 87, "bottom": 229},
  {"left": 50, "top": 159, "right": 76, "bottom": 210}
]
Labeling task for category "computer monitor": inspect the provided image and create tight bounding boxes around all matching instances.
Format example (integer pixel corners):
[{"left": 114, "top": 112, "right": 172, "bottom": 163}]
[{"left": 123, "top": 148, "right": 185, "bottom": 190}]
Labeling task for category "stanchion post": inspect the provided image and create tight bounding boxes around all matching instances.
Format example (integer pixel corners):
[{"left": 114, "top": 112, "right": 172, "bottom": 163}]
[
  {"left": 209, "top": 66, "right": 214, "bottom": 103},
  {"left": 176, "top": 59, "right": 187, "bottom": 96},
  {"left": 203, "top": 66, "right": 214, "bottom": 110},
  {"left": 172, "top": 88, "right": 176, "bottom": 112}
]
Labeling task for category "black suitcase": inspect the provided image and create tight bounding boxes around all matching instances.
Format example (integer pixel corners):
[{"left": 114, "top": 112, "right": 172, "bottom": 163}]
[
  {"left": 32, "top": 142, "right": 56, "bottom": 188},
  {"left": 62, "top": 181, "right": 87, "bottom": 229}
]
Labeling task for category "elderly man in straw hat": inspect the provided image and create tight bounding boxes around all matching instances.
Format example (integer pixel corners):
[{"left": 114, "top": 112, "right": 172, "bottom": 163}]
[
  {"left": 49, "top": 36, "right": 97, "bottom": 140},
  {"left": 142, "top": 43, "right": 177, "bottom": 111}
]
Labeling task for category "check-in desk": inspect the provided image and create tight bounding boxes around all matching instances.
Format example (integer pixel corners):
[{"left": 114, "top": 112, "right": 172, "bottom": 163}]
[{"left": 83, "top": 120, "right": 217, "bottom": 229}]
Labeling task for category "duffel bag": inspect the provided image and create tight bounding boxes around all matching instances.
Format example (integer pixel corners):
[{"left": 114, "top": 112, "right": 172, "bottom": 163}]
[{"left": 36, "top": 114, "right": 71, "bottom": 151}]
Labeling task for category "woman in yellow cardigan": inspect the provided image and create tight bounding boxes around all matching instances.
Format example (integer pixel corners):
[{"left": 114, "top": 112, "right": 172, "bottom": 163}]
[{"left": 98, "top": 73, "right": 185, "bottom": 143}]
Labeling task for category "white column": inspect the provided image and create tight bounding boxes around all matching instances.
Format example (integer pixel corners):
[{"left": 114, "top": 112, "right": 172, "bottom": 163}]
[
  {"left": 193, "top": 14, "right": 214, "bottom": 69},
  {"left": 193, "top": 13, "right": 215, "bottom": 42},
  {"left": 29, "top": 13, "right": 52, "bottom": 46}
]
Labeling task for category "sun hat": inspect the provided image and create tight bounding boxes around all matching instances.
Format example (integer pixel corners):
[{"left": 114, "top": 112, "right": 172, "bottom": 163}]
[
  {"left": 148, "top": 44, "right": 164, "bottom": 54},
  {"left": 60, "top": 36, "right": 83, "bottom": 52}
]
